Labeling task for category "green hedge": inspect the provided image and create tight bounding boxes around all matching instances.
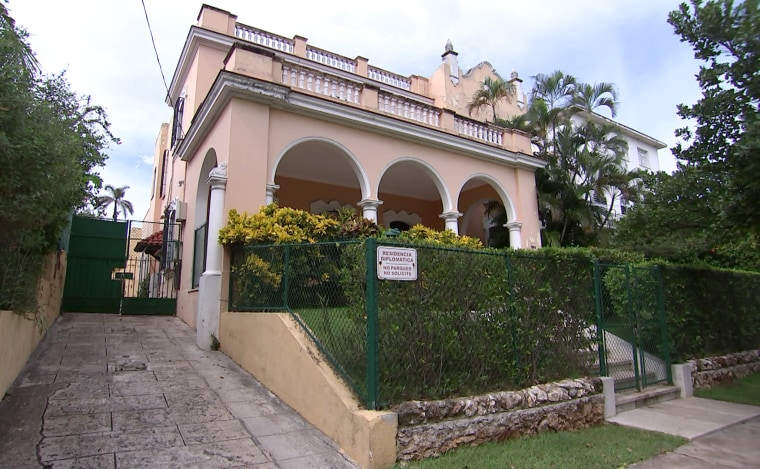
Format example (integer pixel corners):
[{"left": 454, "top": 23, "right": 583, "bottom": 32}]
[
  {"left": 229, "top": 236, "right": 760, "bottom": 406},
  {"left": 662, "top": 265, "right": 760, "bottom": 362},
  {"left": 336, "top": 243, "right": 649, "bottom": 404}
]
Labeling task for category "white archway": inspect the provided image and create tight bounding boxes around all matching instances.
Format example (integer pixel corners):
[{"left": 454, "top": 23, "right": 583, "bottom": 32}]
[{"left": 270, "top": 136, "right": 370, "bottom": 201}]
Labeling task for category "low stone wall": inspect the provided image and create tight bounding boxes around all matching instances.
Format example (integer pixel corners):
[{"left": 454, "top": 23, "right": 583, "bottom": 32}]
[
  {"left": 394, "top": 378, "right": 604, "bottom": 461},
  {"left": 689, "top": 349, "right": 760, "bottom": 389}
]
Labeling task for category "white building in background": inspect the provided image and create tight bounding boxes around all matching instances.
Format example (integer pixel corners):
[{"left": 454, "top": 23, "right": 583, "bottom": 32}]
[{"left": 572, "top": 111, "right": 667, "bottom": 221}]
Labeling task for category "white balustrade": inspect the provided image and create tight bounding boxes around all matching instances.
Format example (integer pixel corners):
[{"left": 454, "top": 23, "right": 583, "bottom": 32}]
[
  {"left": 235, "top": 25, "right": 294, "bottom": 53},
  {"left": 306, "top": 47, "right": 356, "bottom": 73},
  {"left": 282, "top": 64, "right": 360, "bottom": 104},
  {"left": 368, "top": 67, "right": 411, "bottom": 91},
  {"left": 378, "top": 92, "right": 440, "bottom": 127},
  {"left": 454, "top": 117, "right": 504, "bottom": 146}
]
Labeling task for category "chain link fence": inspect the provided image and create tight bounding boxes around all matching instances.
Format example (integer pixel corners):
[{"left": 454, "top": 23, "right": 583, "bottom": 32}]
[
  {"left": 229, "top": 240, "right": 669, "bottom": 408},
  {"left": 230, "top": 241, "right": 369, "bottom": 402},
  {"left": 594, "top": 262, "right": 670, "bottom": 391}
]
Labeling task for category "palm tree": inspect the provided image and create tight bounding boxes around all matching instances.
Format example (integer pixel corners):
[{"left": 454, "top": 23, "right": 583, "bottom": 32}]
[
  {"left": 467, "top": 77, "right": 515, "bottom": 123},
  {"left": 96, "top": 185, "right": 134, "bottom": 221},
  {"left": 572, "top": 82, "right": 619, "bottom": 118}
]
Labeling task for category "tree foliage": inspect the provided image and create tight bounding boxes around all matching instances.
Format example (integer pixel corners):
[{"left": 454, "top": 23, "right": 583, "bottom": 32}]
[
  {"left": 613, "top": 0, "right": 760, "bottom": 271},
  {"left": 0, "top": 4, "right": 116, "bottom": 311},
  {"left": 668, "top": 0, "right": 759, "bottom": 233},
  {"left": 515, "top": 71, "right": 637, "bottom": 247},
  {"left": 467, "top": 76, "right": 515, "bottom": 123},
  {"left": 469, "top": 69, "right": 637, "bottom": 248}
]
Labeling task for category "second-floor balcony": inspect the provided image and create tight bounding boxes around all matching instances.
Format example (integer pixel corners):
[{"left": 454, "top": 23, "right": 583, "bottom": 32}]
[{"left": 225, "top": 22, "right": 532, "bottom": 156}]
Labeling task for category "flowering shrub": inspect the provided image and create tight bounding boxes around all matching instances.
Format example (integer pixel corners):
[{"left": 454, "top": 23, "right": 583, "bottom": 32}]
[
  {"left": 395, "top": 224, "right": 484, "bottom": 249},
  {"left": 219, "top": 205, "right": 340, "bottom": 245}
]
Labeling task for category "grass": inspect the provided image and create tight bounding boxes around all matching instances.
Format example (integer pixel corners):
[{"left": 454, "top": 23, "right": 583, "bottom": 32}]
[
  {"left": 694, "top": 371, "right": 760, "bottom": 406},
  {"left": 395, "top": 423, "right": 686, "bottom": 469}
]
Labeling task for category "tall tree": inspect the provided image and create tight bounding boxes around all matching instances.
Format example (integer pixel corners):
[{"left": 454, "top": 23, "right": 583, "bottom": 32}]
[
  {"left": 97, "top": 185, "right": 134, "bottom": 221},
  {"left": 0, "top": 4, "right": 116, "bottom": 310},
  {"left": 668, "top": 0, "right": 760, "bottom": 233},
  {"left": 612, "top": 0, "right": 759, "bottom": 271},
  {"left": 467, "top": 76, "right": 515, "bottom": 123}
]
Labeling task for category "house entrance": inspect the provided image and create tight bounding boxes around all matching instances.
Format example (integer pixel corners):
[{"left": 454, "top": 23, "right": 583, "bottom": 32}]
[
  {"left": 61, "top": 216, "right": 179, "bottom": 315},
  {"left": 594, "top": 263, "right": 672, "bottom": 391}
]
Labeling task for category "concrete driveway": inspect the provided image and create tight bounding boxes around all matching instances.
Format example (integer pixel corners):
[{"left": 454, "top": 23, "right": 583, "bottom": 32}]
[{"left": 0, "top": 313, "right": 358, "bottom": 468}]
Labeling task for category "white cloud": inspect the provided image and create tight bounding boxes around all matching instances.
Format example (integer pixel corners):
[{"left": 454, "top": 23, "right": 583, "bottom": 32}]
[{"left": 9, "top": 0, "right": 700, "bottom": 217}]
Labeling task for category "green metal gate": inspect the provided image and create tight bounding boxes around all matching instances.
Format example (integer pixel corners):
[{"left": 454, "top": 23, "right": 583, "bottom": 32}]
[
  {"left": 62, "top": 216, "right": 129, "bottom": 313},
  {"left": 594, "top": 262, "right": 672, "bottom": 391},
  {"left": 61, "top": 216, "right": 180, "bottom": 315}
]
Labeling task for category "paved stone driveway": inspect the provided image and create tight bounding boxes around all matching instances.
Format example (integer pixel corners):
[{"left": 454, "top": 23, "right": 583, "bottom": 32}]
[{"left": 0, "top": 313, "right": 358, "bottom": 468}]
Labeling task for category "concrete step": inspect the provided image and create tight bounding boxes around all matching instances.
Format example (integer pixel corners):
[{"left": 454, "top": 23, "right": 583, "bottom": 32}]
[
  {"left": 613, "top": 370, "right": 660, "bottom": 391},
  {"left": 615, "top": 384, "right": 680, "bottom": 414},
  {"left": 607, "top": 359, "right": 634, "bottom": 374}
]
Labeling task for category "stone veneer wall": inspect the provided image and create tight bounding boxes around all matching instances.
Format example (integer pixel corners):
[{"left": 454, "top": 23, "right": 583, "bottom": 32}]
[
  {"left": 393, "top": 378, "right": 604, "bottom": 461},
  {"left": 689, "top": 349, "right": 760, "bottom": 388}
]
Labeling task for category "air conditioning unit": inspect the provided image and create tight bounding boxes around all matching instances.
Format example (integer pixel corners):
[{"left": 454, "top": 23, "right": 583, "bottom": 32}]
[{"left": 174, "top": 200, "right": 187, "bottom": 221}]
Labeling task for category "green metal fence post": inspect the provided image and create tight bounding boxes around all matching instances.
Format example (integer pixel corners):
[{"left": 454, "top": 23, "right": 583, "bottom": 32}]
[
  {"left": 282, "top": 245, "right": 291, "bottom": 309},
  {"left": 655, "top": 264, "right": 673, "bottom": 384},
  {"left": 505, "top": 251, "right": 519, "bottom": 375},
  {"left": 365, "top": 238, "right": 379, "bottom": 410},
  {"left": 228, "top": 247, "right": 236, "bottom": 310},
  {"left": 593, "top": 261, "right": 607, "bottom": 377},
  {"left": 626, "top": 265, "right": 642, "bottom": 390}
]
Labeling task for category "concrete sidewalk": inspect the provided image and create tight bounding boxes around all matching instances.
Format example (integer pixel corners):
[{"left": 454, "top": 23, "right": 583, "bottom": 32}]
[
  {"left": 0, "top": 313, "right": 358, "bottom": 468},
  {"left": 609, "top": 396, "right": 760, "bottom": 468},
  {"left": 629, "top": 415, "right": 760, "bottom": 468},
  {"left": 609, "top": 396, "right": 760, "bottom": 440}
]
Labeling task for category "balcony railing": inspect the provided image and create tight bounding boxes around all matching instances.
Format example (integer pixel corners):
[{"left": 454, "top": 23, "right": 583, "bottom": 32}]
[
  {"left": 235, "top": 24, "right": 294, "bottom": 53},
  {"left": 378, "top": 92, "right": 440, "bottom": 127},
  {"left": 306, "top": 46, "right": 356, "bottom": 73},
  {"left": 230, "top": 23, "right": 525, "bottom": 154},
  {"left": 282, "top": 64, "right": 361, "bottom": 104},
  {"left": 368, "top": 66, "right": 411, "bottom": 90},
  {"left": 454, "top": 116, "right": 504, "bottom": 146}
]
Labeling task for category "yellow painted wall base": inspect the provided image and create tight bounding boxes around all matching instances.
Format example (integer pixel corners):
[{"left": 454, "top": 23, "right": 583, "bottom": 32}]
[
  {"left": 0, "top": 252, "right": 67, "bottom": 396},
  {"left": 220, "top": 311, "right": 398, "bottom": 469}
]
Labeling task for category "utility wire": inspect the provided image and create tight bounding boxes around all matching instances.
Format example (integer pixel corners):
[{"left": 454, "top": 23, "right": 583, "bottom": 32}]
[{"left": 140, "top": 0, "right": 170, "bottom": 97}]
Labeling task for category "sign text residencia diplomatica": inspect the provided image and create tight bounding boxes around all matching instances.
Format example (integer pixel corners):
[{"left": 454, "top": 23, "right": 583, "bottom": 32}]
[{"left": 377, "top": 246, "right": 417, "bottom": 281}]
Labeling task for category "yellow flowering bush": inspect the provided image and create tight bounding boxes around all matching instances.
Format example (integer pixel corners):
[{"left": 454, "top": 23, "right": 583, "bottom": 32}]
[
  {"left": 219, "top": 204, "right": 340, "bottom": 245},
  {"left": 396, "top": 224, "right": 484, "bottom": 249},
  {"left": 231, "top": 252, "right": 284, "bottom": 307}
]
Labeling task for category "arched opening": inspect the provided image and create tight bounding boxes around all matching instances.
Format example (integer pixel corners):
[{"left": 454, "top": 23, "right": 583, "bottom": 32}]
[
  {"left": 378, "top": 159, "right": 448, "bottom": 230},
  {"left": 191, "top": 149, "right": 218, "bottom": 288},
  {"left": 272, "top": 139, "right": 365, "bottom": 215},
  {"left": 457, "top": 176, "right": 516, "bottom": 248}
]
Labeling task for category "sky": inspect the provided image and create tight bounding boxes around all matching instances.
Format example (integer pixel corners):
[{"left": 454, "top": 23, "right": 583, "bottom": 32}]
[{"left": 8, "top": 0, "right": 702, "bottom": 220}]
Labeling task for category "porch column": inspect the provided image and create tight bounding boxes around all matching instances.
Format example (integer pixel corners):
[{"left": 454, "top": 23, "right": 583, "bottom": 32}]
[
  {"left": 265, "top": 184, "right": 279, "bottom": 205},
  {"left": 440, "top": 211, "right": 463, "bottom": 235},
  {"left": 505, "top": 221, "right": 522, "bottom": 249},
  {"left": 358, "top": 198, "right": 383, "bottom": 223},
  {"left": 197, "top": 162, "right": 227, "bottom": 350}
]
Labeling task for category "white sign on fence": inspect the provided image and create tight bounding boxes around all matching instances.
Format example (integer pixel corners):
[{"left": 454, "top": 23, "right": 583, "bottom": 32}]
[{"left": 377, "top": 246, "right": 417, "bottom": 281}]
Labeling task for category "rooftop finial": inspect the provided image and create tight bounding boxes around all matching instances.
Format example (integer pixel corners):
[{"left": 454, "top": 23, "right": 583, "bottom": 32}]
[
  {"left": 445, "top": 39, "right": 454, "bottom": 53},
  {"left": 511, "top": 69, "right": 519, "bottom": 80}
]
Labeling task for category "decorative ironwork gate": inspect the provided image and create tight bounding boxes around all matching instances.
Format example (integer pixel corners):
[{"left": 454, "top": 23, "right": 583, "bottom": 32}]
[
  {"left": 61, "top": 216, "right": 180, "bottom": 315},
  {"left": 594, "top": 262, "right": 672, "bottom": 391},
  {"left": 120, "top": 220, "right": 180, "bottom": 315}
]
